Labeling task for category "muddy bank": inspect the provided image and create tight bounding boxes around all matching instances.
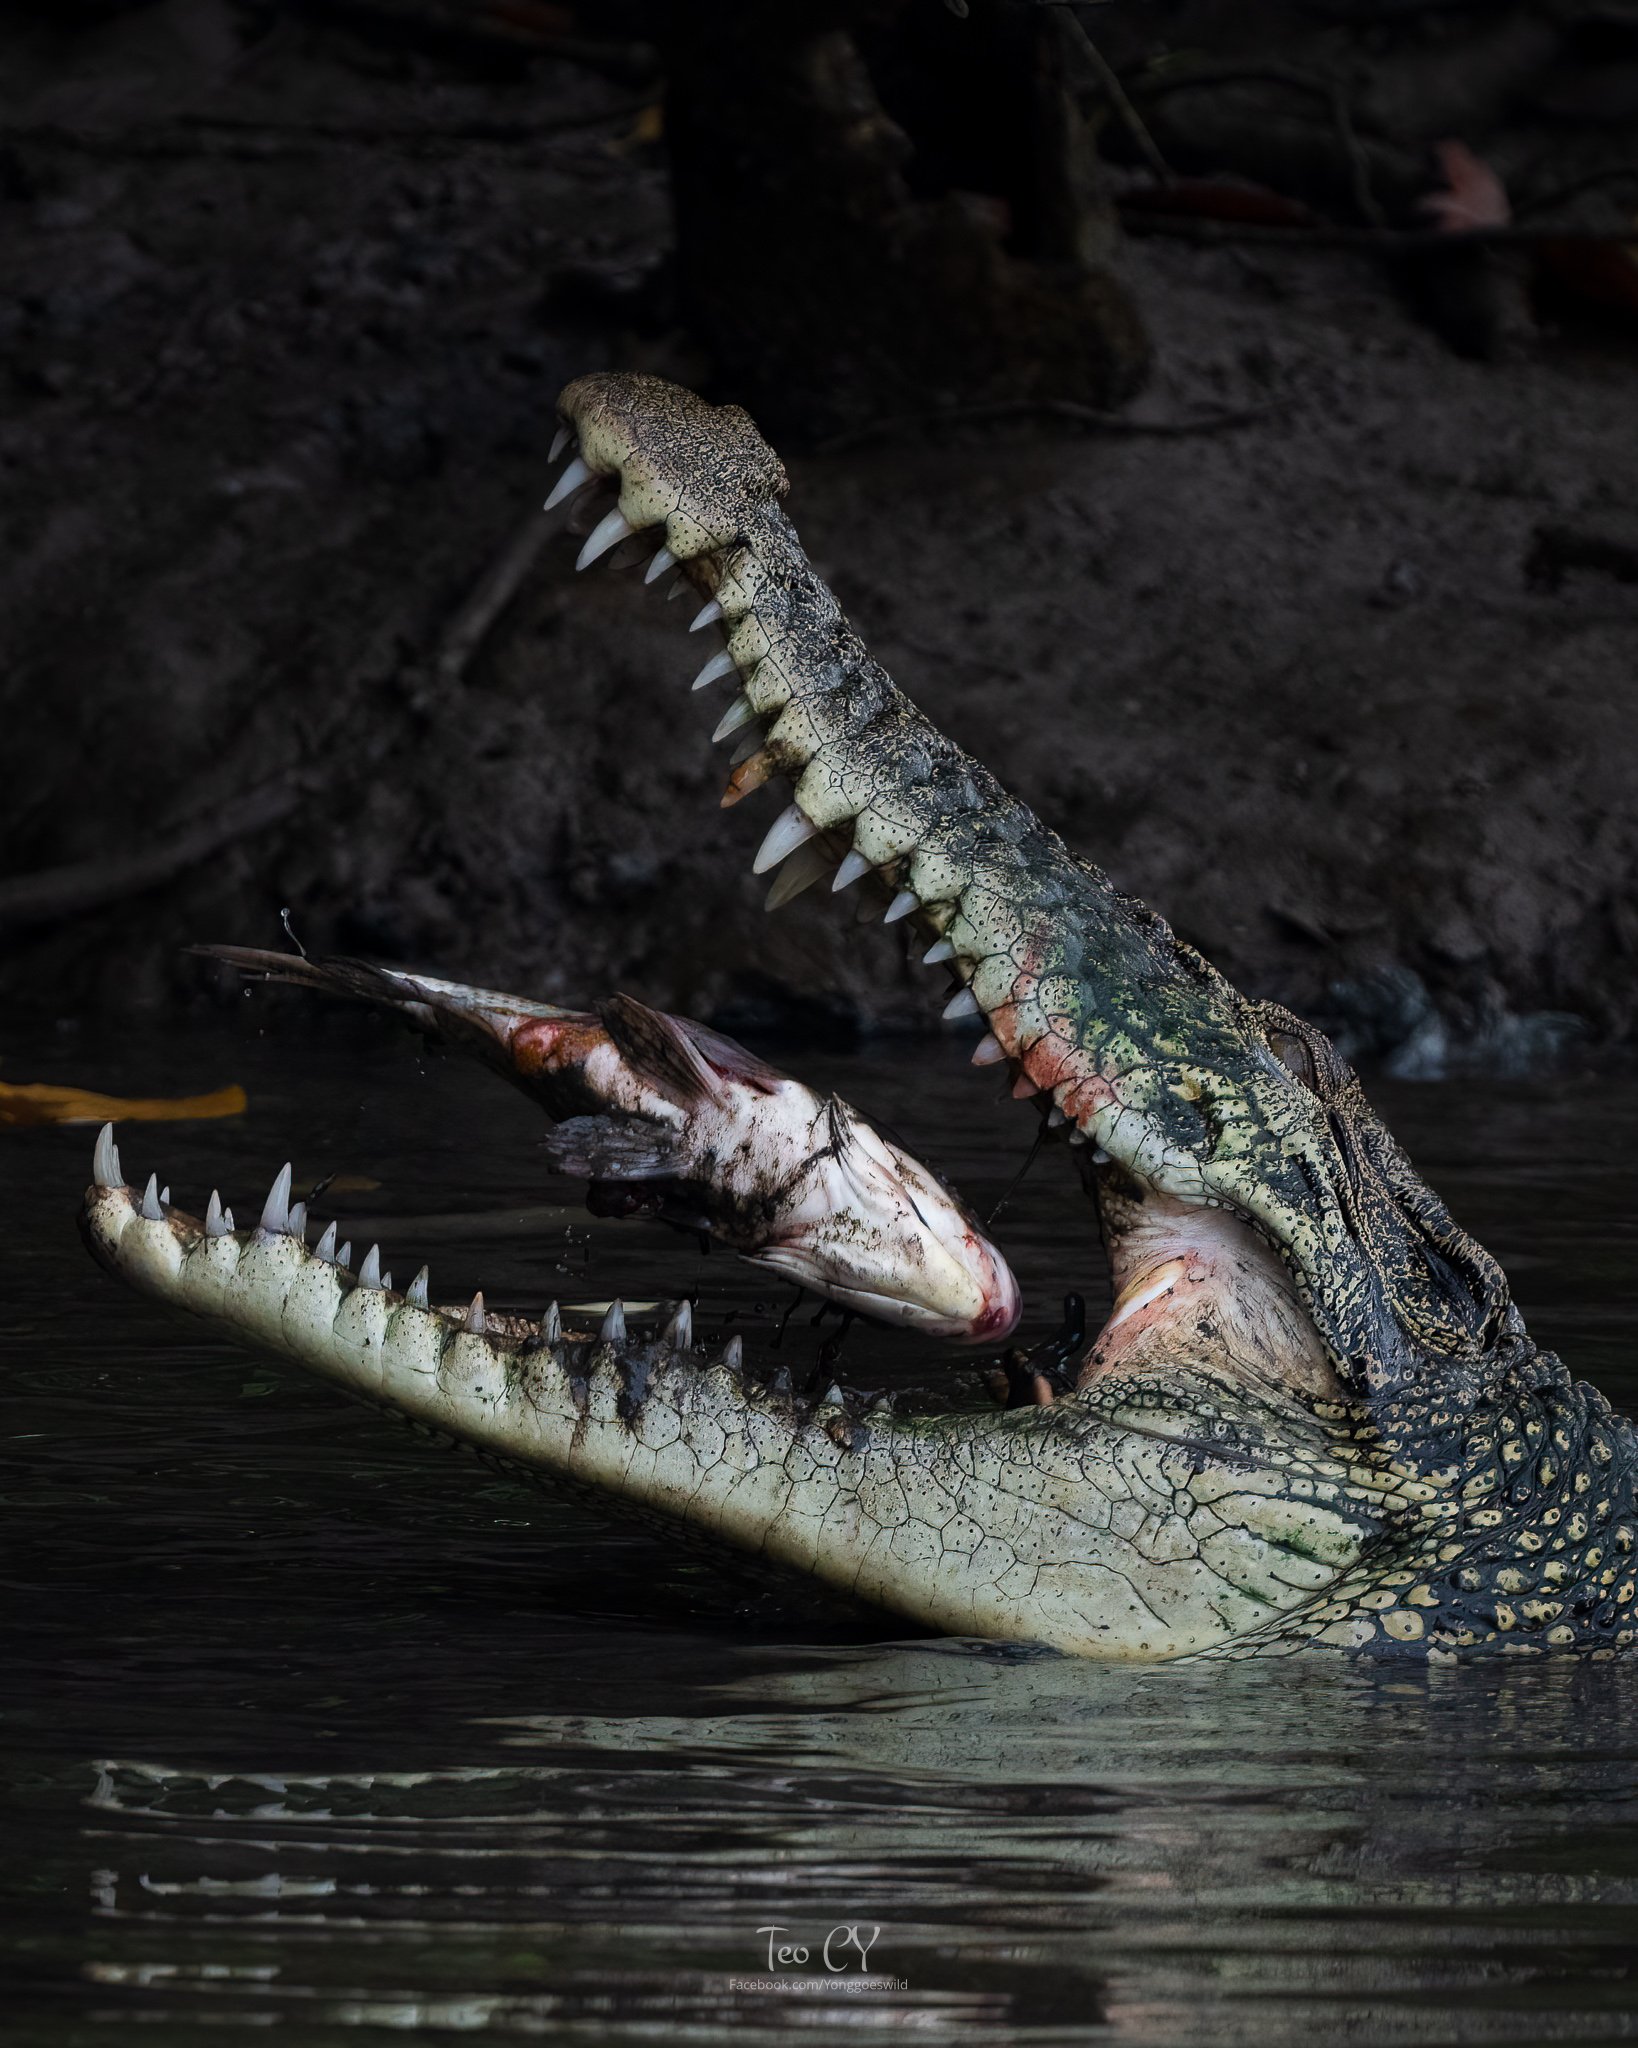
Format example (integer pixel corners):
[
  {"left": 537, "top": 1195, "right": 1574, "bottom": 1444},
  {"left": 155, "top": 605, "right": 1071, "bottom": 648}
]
[{"left": 2, "top": 3, "right": 1635, "bottom": 1070}]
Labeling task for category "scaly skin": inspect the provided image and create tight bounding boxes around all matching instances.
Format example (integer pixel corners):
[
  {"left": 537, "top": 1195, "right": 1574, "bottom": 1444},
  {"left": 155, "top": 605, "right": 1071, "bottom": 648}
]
[{"left": 78, "top": 374, "right": 1638, "bottom": 1659}]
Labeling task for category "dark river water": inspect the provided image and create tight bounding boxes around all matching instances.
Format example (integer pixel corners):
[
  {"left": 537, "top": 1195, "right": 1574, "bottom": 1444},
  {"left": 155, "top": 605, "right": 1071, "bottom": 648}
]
[{"left": 5, "top": 1017, "right": 1638, "bottom": 2045}]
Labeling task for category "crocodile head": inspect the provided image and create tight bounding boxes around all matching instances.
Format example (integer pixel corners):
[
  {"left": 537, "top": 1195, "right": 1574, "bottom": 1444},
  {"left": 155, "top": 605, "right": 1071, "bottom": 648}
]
[{"left": 79, "top": 375, "right": 1638, "bottom": 1661}]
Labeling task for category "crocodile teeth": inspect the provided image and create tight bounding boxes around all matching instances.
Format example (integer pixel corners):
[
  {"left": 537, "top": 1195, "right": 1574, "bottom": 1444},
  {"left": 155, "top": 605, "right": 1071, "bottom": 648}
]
[
  {"left": 381, "top": 1271, "right": 393, "bottom": 1292},
  {"left": 159, "top": 1185, "right": 171, "bottom": 1206},
  {"left": 1046, "top": 1106, "right": 1067, "bottom": 1129},
  {"left": 336, "top": 1241, "right": 353, "bottom": 1270},
  {"left": 753, "top": 802, "right": 818, "bottom": 874},
  {"left": 764, "top": 837, "right": 833, "bottom": 911},
  {"left": 943, "top": 988, "right": 981, "bottom": 1022},
  {"left": 258, "top": 1163, "right": 292, "bottom": 1236},
  {"left": 689, "top": 598, "right": 723, "bottom": 632},
  {"left": 644, "top": 544, "right": 677, "bottom": 585},
  {"left": 662, "top": 1299, "right": 692, "bottom": 1350},
  {"left": 667, "top": 577, "right": 688, "bottom": 602},
  {"left": 923, "top": 937, "right": 955, "bottom": 966},
  {"left": 691, "top": 650, "right": 737, "bottom": 691},
  {"left": 576, "top": 506, "right": 633, "bottom": 569},
  {"left": 883, "top": 888, "right": 918, "bottom": 923},
  {"left": 832, "top": 849, "right": 872, "bottom": 893},
  {"left": 140, "top": 1173, "right": 164, "bottom": 1222},
  {"left": 711, "top": 695, "right": 758, "bottom": 744},
  {"left": 93, "top": 1122, "right": 124, "bottom": 1190},
  {"left": 223, "top": 1206, "right": 235, "bottom": 1231},
  {"left": 464, "top": 1291, "right": 486, "bottom": 1335},
  {"left": 600, "top": 1298, "right": 627, "bottom": 1343},
  {"left": 544, "top": 454, "right": 591, "bottom": 509},
  {"left": 1012, "top": 1074, "right": 1041, "bottom": 1099},
  {"left": 729, "top": 728, "right": 765, "bottom": 767},
  {"left": 205, "top": 1189, "right": 229, "bottom": 1237},
  {"left": 820, "top": 1381, "right": 844, "bottom": 1408},
  {"left": 972, "top": 1033, "right": 1007, "bottom": 1066},
  {"left": 288, "top": 1200, "right": 308, "bottom": 1241},
  {"left": 542, "top": 1300, "right": 562, "bottom": 1343},
  {"left": 549, "top": 424, "right": 571, "bottom": 462},
  {"left": 358, "top": 1244, "right": 383, "bottom": 1289},
  {"left": 722, "top": 748, "right": 775, "bottom": 808},
  {"left": 315, "top": 1221, "right": 338, "bottom": 1262},
  {"left": 407, "top": 1267, "right": 430, "bottom": 1309},
  {"left": 723, "top": 1336, "right": 744, "bottom": 1374}
]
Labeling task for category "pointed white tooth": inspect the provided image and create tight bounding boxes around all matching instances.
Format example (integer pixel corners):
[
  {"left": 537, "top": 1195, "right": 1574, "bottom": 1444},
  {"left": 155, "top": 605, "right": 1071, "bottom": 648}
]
[
  {"left": 336, "top": 1240, "right": 353, "bottom": 1271},
  {"left": 287, "top": 1200, "right": 307, "bottom": 1241},
  {"left": 407, "top": 1267, "right": 430, "bottom": 1309},
  {"left": 549, "top": 424, "right": 572, "bottom": 462},
  {"left": 222, "top": 1206, "right": 235, "bottom": 1231},
  {"left": 764, "top": 837, "right": 833, "bottom": 910},
  {"left": 315, "top": 1221, "right": 338, "bottom": 1262},
  {"left": 381, "top": 1271, "right": 393, "bottom": 1293},
  {"left": 205, "top": 1190, "right": 227, "bottom": 1238},
  {"left": 667, "top": 576, "right": 688, "bottom": 601},
  {"left": 463, "top": 1291, "right": 486, "bottom": 1335},
  {"left": 691, "top": 650, "right": 737, "bottom": 691},
  {"left": 1047, "top": 1105, "right": 1067, "bottom": 1128},
  {"left": 729, "top": 728, "right": 766, "bottom": 767},
  {"left": 753, "top": 802, "right": 818, "bottom": 874},
  {"left": 883, "top": 888, "right": 918, "bottom": 923},
  {"left": 600, "top": 1299, "right": 627, "bottom": 1343},
  {"left": 723, "top": 1336, "right": 744, "bottom": 1373},
  {"left": 662, "top": 1300, "right": 692, "bottom": 1350},
  {"left": 1012, "top": 1074, "right": 1041, "bottom": 1100},
  {"left": 712, "top": 695, "right": 757, "bottom": 744},
  {"left": 1068, "top": 1129, "right": 1089, "bottom": 1147},
  {"left": 544, "top": 454, "right": 591, "bottom": 509},
  {"left": 689, "top": 598, "right": 723, "bottom": 632},
  {"left": 542, "top": 1300, "right": 562, "bottom": 1343},
  {"left": 943, "top": 987, "right": 981, "bottom": 1022},
  {"left": 93, "top": 1122, "right": 123, "bottom": 1189},
  {"left": 644, "top": 544, "right": 677, "bottom": 585},
  {"left": 832, "top": 849, "right": 872, "bottom": 893},
  {"left": 923, "top": 937, "right": 956, "bottom": 965},
  {"left": 358, "top": 1244, "right": 382, "bottom": 1289},
  {"left": 1092, "top": 1145, "right": 1112, "bottom": 1165},
  {"left": 821, "top": 1381, "right": 844, "bottom": 1407},
  {"left": 576, "top": 505, "right": 634, "bottom": 569},
  {"left": 140, "top": 1173, "right": 164, "bottom": 1222},
  {"left": 259, "top": 1162, "right": 292, "bottom": 1236},
  {"left": 158, "top": 1185, "right": 171, "bottom": 1206},
  {"left": 972, "top": 1033, "right": 1007, "bottom": 1066}
]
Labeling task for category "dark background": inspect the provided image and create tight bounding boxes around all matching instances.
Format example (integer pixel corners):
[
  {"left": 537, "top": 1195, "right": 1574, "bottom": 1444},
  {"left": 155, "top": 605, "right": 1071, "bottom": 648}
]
[{"left": 3, "top": 0, "right": 1635, "bottom": 1072}]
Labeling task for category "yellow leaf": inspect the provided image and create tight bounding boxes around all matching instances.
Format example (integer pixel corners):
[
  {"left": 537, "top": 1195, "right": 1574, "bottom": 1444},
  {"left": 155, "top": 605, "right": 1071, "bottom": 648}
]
[{"left": 0, "top": 1081, "right": 248, "bottom": 1129}]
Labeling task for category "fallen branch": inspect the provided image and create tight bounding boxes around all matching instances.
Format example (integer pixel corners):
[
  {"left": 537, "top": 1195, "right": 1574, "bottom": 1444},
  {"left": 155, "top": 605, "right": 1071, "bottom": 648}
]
[
  {"left": 0, "top": 778, "right": 305, "bottom": 934},
  {"left": 1120, "top": 212, "right": 1638, "bottom": 253},
  {"left": 815, "top": 398, "right": 1279, "bottom": 455}
]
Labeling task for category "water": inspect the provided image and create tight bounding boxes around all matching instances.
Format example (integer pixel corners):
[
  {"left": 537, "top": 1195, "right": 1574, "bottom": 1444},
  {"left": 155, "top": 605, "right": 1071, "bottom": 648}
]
[{"left": 4, "top": 1017, "right": 1638, "bottom": 2045}]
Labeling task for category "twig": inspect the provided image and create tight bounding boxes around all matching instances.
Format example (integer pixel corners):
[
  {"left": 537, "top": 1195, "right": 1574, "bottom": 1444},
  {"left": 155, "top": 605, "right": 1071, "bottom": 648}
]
[
  {"left": 1058, "top": 14, "right": 1172, "bottom": 183},
  {"left": 1120, "top": 212, "right": 1638, "bottom": 252},
  {"left": 1131, "top": 58, "right": 1387, "bottom": 226},
  {"left": 432, "top": 507, "right": 556, "bottom": 688},
  {"left": 1515, "top": 164, "right": 1638, "bottom": 220},
  {"left": 815, "top": 397, "right": 1279, "bottom": 455},
  {"left": 0, "top": 778, "right": 305, "bottom": 934},
  {"left": 8, "top": 98, "right": 653, "bottom": 159}
]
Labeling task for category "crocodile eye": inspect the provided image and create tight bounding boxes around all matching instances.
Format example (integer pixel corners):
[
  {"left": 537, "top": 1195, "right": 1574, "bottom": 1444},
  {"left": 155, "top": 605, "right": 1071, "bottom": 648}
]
[{"left": 1268, "top": 1029, "right": 1317, "bottom": 1088}]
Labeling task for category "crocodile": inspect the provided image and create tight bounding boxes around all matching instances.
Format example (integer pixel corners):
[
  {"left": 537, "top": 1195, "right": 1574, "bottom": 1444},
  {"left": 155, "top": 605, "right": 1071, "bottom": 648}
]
[{"left": 80, "top": 372, "right": 1637, "bottom": 1660}]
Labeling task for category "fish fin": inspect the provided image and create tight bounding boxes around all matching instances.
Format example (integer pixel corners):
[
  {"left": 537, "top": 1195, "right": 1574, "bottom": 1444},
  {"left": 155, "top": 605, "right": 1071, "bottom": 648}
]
[
  {"left": 595, "top": 995, "right": 729, "bottom": 1109},
  {"left": 597, "top": 993, "right": 783, "bottom": 1104},
  {"left": 542, "top": 1113, "right": 686, "bottom": 1183}
]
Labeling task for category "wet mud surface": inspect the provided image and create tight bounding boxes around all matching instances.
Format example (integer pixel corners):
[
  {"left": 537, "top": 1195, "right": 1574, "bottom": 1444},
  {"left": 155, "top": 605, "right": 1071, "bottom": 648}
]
[{"left": 2, "top": 3, "right": 1636, "bottom": 1066}]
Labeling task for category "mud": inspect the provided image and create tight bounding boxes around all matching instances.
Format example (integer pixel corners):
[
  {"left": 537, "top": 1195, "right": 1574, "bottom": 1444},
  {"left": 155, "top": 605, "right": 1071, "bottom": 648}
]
[{"left": 3, "top": 3, "right": 1635, "bottom": 1067}]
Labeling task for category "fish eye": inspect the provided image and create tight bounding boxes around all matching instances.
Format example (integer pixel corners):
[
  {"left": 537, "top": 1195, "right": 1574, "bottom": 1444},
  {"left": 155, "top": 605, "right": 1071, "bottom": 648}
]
[{"left": 1268, "top": 1029, "right": 1317, "bottom": 1088}]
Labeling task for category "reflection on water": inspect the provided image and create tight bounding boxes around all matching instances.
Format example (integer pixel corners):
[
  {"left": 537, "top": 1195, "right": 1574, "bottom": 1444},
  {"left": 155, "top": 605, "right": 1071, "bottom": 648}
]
[{"left": 4, "top": 1019, "right": 1638, "bottom": 2043}]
